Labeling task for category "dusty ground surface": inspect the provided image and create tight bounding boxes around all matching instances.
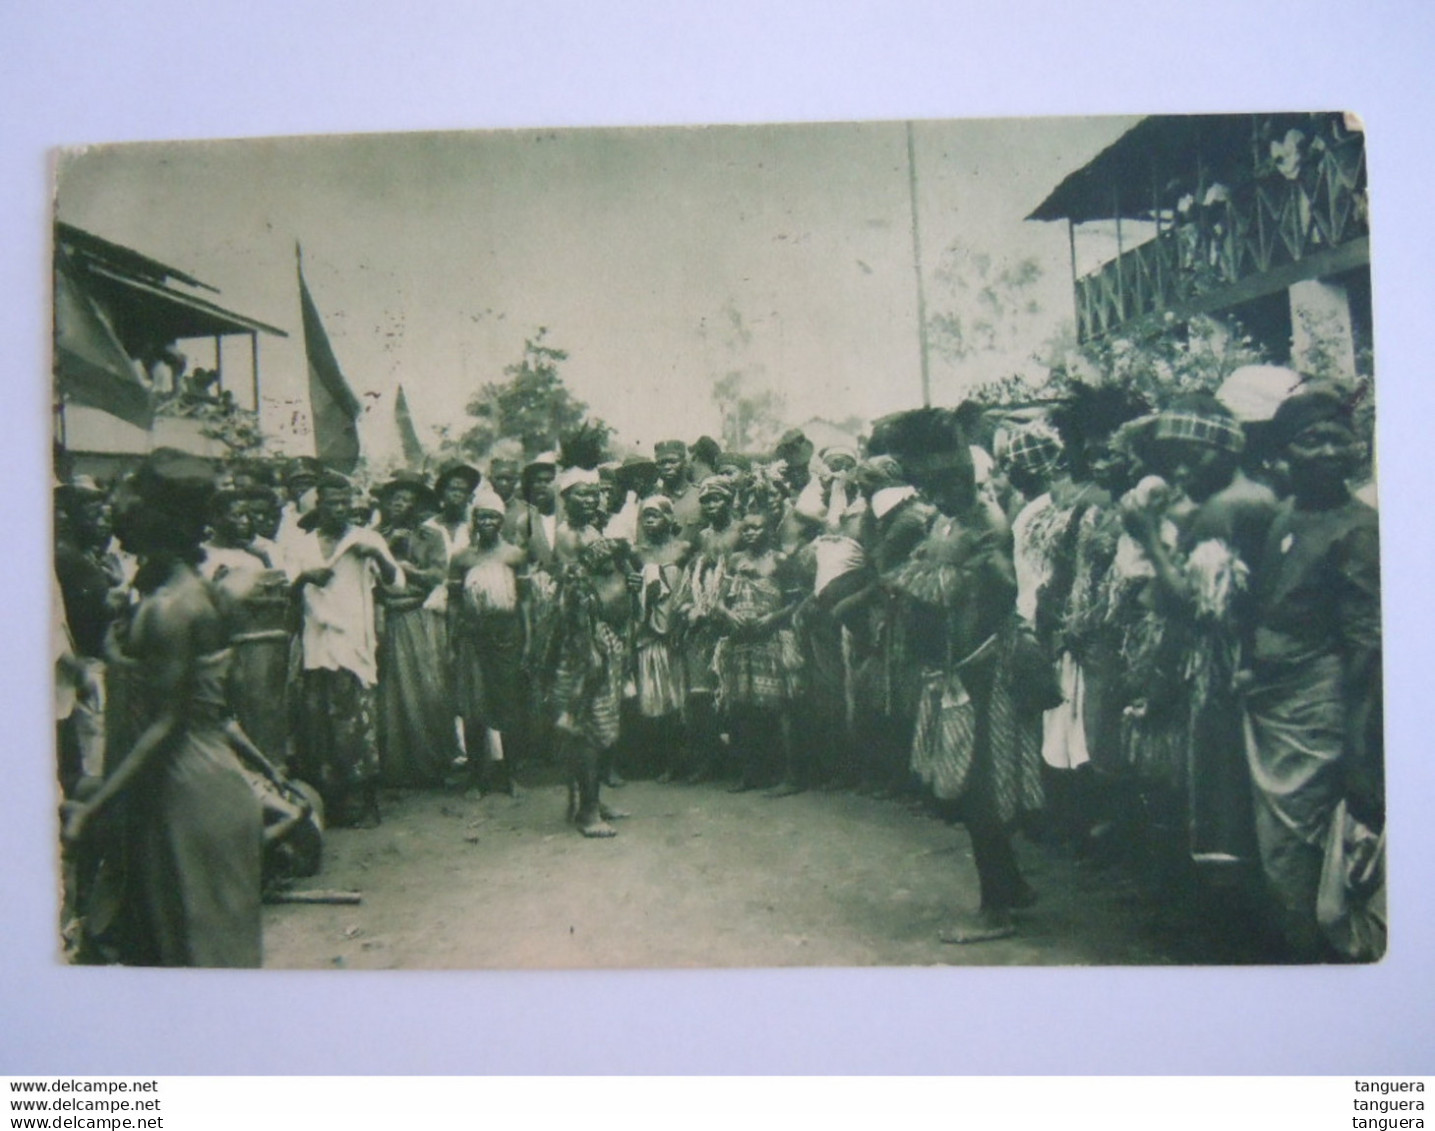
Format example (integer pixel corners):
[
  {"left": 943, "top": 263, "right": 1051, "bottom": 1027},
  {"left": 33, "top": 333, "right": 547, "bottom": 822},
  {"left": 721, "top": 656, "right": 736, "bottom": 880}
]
[{"left": 263, "top": 773, "right": 1272, "bottom": 970}]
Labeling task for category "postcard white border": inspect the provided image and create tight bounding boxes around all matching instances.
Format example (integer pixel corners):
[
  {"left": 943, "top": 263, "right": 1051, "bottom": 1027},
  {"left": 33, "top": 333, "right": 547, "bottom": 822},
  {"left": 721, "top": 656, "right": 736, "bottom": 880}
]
[{"left": 4, "top": 0, "right": 1433, "bottom": 1076}]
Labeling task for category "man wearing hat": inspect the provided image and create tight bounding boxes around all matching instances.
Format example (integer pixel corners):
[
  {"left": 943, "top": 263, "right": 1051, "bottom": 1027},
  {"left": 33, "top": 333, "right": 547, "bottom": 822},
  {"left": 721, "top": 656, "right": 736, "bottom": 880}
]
[
  {"left": 503, "top": 452, "right": 560, "bottom": 568},
  {"left": 374, "top": 470, "right": 457, "bottom": 788},
  {"left": 290, "top": 471, "right": 404, "bottom": 827},
  {"left": 275, "top": 457, "right": 323, "bottom": 562},
  {"left": 425, "top": 462, "right": 482, "bottom": 569},
  {"left": 1243, "top": 383, "right": 1382, "bottom": 961},
  {"left": 614, "top": 453, "right": 659, "bottom": 546},
  {"left": 654, "top": 440, "right": 702, "bottom": 541}
]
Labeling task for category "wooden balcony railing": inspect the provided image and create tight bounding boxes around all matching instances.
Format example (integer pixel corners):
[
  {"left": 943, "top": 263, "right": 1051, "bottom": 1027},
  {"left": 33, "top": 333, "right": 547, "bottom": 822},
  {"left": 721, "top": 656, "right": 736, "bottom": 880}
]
[{"left": 1075, "top": 121, "right": 1368, "bottom": 341}]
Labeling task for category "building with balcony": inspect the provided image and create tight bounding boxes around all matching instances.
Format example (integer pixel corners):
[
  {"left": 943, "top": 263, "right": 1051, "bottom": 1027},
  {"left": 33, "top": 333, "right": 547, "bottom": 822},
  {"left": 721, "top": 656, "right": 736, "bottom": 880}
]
[
  {"left": 1028, "top": 113, "right": 1370, "bottom": 380},
  {"left": 53, "top": 222, "right": 288, "bottom": 480}
]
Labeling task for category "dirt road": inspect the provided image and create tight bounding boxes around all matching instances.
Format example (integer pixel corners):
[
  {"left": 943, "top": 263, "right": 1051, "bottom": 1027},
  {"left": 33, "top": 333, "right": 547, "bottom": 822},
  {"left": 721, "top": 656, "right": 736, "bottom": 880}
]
[{"left": 262, "top": 773, "right": 1270, "bottom": 970}]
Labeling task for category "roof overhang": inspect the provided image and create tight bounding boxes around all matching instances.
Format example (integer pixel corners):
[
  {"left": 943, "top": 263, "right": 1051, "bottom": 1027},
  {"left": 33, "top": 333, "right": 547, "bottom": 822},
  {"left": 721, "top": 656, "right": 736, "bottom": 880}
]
[{"left": 1026, "top": 113, "right": 1334, "bottom": 224}]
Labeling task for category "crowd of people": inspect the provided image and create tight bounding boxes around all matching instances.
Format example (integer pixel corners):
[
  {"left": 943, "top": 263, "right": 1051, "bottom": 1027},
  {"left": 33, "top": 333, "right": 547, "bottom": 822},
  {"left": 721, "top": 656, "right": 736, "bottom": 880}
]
[{"left": 52, "top": 363, "right": 1384, "bottom": 966}]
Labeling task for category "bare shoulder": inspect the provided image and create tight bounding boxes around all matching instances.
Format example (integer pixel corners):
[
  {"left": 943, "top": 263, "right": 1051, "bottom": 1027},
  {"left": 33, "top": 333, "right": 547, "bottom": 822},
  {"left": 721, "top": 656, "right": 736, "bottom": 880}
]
[{"left": 131, "top": 570, "right": 222, "bottom": 657}]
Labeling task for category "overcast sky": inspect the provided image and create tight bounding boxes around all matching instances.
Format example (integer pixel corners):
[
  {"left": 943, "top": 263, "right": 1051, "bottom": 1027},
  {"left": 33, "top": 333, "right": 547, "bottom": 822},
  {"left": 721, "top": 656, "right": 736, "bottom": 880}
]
[{"left": 56, "top": 115, "right": 1136, "bottom": 459}]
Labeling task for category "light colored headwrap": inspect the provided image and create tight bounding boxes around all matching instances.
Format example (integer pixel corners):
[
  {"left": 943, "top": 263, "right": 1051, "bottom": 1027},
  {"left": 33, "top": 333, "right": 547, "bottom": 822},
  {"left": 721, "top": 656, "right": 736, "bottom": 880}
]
[
  {"left": 1216, "top": 365, "right": 1303, "bottom": 424},
  {"left": 557, "top": 466, "right": 602, "bottom": 494},
  {"left": 696, "top": 475, "right": 735, "bottom": 501},
  {"left": 471, "top": 484, "right": 506, "bottom": 515},
  {"left": 820, "top": 445, "right": 859, "bottom": 468},
  {"left": 639, "top": 494, "right": 675, "bottom": 517}
]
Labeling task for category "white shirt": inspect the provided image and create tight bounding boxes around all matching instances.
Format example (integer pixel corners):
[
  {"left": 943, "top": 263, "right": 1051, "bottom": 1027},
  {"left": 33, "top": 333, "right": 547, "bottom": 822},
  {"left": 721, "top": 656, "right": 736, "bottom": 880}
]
[
  {"left": 199, "top": 543, "right": 269, "bottom": 583},
  {"left": 1012, "top": 492, "right": 1054, "bottom": 626},
  {"left": 420, "top": 516, "right": 472, "bottom": 612},
  {"left": 871, "top": 485, "right": 917, "bottom": 520},
  {"left": 290, "top": 525, "right": 403, "bottom": 686}
]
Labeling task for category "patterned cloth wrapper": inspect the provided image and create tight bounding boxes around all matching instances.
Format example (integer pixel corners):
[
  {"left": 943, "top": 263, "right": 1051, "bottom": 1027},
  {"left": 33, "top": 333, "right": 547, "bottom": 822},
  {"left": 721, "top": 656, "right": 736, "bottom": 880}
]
[{"left": 1151, "top": 410, "right": 1245, "bottom": 454}]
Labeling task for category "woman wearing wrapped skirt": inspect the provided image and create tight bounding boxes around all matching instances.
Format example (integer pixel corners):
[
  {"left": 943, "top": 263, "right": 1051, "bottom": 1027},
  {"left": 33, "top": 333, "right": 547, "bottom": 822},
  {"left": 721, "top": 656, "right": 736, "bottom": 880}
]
[{"left": 375, "top": 474, "right": 456, "bottom": 788}]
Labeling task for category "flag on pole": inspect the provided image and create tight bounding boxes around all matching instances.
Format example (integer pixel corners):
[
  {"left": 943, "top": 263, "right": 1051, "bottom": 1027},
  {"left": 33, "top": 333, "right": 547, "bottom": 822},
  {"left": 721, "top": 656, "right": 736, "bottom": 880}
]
[
  {"left": 297, "top": 245, "right": 360, "bottom": 473},
  {"left": 53, "top": 249, "right": 154, "bottom": 429},
  {"left": 394, "top": 384, "right": 426, "bottom": 469}
]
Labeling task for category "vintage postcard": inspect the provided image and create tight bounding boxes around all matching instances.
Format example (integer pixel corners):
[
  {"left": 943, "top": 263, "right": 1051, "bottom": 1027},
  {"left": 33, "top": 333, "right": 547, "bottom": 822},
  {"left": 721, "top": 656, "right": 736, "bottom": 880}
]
[{"left": 51, "top": 113, "right": 1380, "bottom": 969}]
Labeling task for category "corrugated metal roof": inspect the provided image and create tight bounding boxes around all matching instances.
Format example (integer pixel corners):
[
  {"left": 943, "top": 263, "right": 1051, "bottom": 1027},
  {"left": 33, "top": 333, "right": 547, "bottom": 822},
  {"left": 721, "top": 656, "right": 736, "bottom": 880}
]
[{"left": 56, "top": 222, "right": 288, "bottom": 339}]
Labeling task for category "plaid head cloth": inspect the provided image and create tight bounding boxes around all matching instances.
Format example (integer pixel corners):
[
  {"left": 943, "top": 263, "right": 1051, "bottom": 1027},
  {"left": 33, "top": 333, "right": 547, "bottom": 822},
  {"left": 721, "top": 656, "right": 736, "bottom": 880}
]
[
  {"left": 1002, "top": 421, "right": 1064, "bottom": 477},
  {"left": 1151, "top": 409, "right": 1245, "bottom": 454}
]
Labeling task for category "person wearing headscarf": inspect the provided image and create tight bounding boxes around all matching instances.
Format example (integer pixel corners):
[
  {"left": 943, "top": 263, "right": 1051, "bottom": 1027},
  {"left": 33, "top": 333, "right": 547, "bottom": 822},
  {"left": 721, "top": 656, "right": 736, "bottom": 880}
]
[
  {"left": 553, "top": 466, "right": 609, "bottom": 562},
  {"left": 1122, "top": 392, "right": 1277, "bottom": 878},
  {"left": 999, "top": 420, "right": 1066, "bottom": 632},
  {"left": 630, "top": 495, "right": 692, "bottom": 781},
  {"left": 787, "top": 444, "right": 869, "bottom": 792},
  {"left": 793, "top": 445, "right": 866, "bottom": 533},
  {"left": 997, "top": 416, "right": 1077, "bottom": 837},
  {"left": 1042, "top": 383, "right": 1153, "bottom": 859},
  {"left": 844, "top": 454, "right": 938, "bottom": 797},
  {"left": 372, "top": 471, "right": 456, "bottom": 788},
  {"left": 288, "top": 471, "right": 404, "bottom": 827},
  {"left": 869, "top": 407, "right": 1042, "bottom": 944},
  {"left": 1242, "top": 383, "right": 1382, "bottom": 961},
  {"left": 448, "top": 484, "right": 529, "bottom": 796},
  {"left": 1008, "top": 407, "right": 1118, "bottom": 833},
  {"left": 62, "top": 450, "right": 263, "bottom": 967},
  {"left": 1216, "top": 364, "right": 1304, "bottom": 496}
]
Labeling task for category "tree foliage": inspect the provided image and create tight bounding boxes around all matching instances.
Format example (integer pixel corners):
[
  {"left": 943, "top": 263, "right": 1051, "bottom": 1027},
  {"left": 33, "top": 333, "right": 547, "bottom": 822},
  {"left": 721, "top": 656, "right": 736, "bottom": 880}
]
[
  {"left": 968, "top": 313, "right": 1270, "bottom": 410},
  {"left": 453, "top": 328, "right": 605, "bottom": 460},
  {"left": 927, "top": 240, "right": 1046, "bottom": 365},
  {"left": 712, "top": 369, "right": 786, "bottom": 453}
]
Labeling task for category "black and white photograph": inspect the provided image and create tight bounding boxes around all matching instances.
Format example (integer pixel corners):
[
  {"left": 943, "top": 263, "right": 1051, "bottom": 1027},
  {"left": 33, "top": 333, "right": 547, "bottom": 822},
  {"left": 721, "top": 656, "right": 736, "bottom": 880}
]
[{"left": 50, "top": 111, "right": 1383, "bottom": 972}]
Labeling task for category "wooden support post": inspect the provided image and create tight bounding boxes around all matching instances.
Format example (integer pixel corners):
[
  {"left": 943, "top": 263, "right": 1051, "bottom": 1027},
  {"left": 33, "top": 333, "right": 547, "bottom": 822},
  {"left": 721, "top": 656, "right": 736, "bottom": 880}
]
[
  {"left": 1113, "top": 186, "right": 1125, "bottom": 323},
  {"left": 250, "top": 331, "right": 261, "bottom": 413},
  {"left": 1067, "top": 219, "right": 1081, "bottom": 341},
  {"left": 906, "top": 121, "right": 932, "bottom": 408}
]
